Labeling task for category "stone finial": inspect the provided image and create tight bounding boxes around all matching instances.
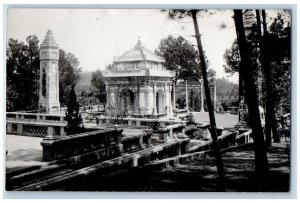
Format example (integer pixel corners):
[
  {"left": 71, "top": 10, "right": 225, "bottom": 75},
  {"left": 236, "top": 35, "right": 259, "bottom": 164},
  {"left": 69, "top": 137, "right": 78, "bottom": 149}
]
[{"left": 135, "top": 36, "right": 142, "bottom": 48}]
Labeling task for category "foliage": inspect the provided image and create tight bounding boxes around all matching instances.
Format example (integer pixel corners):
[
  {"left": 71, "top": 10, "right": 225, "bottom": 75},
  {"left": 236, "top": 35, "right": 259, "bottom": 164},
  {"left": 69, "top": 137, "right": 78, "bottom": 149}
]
[
  {"left": 155, "top": 35, "right": 200, "bottom": 81},
  {"left": 223, "top": 11, "right": 291, "bottom": 114},
  {"left": 223, "top": 40, "right": 240, "bottom": 76},
  {"left": 90, "top": 69, "right": 107, "bottom": 105},
  {"left": 6, "top": 35, "right": 83, "bottom": 111},
  {"left": 6, "top": 35, "right": 40, "bottom": 111},
  {"left": 59, "top": 49, "right": 82, "bottom": 106},
  {"left": 65, "top": 84, "right": 84, "bottom": 135}
]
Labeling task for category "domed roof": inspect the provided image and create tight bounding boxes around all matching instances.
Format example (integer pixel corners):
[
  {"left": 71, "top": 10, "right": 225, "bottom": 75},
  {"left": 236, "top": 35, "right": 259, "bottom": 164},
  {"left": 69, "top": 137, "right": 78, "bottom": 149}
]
[
  {"left": 114, "top": 38, "right": 164, "bottom": 63},
  {"left": 41, "top": 30, "right": 58, "bottom": 48}
]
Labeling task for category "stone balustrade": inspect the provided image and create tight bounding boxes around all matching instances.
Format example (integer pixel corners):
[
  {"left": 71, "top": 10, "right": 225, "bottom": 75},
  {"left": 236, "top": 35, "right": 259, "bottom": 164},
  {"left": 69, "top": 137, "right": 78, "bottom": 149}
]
[
  {"left": 235, "top": 130, "right": 252, "bottom": 145},
  {"left": 6, "top": 112, "right": 66, "bottom": 137},
  {"left": 184, "top": 122, "right": 211, "bottom": 140},
  {"left": 121, "top": 129, "right": 152, "bottom": 152},
  {"left": 157, "top": 123, "right": 185, "bottom": 141},
  {"left": 41, "top": 128, "right": 123, "bottom": 162},
  {"left": 173, "top": 109, "right": 188, "bottom": 119},
  {"left": 97, "top": 116, "right": 182, "bottom": 130}
]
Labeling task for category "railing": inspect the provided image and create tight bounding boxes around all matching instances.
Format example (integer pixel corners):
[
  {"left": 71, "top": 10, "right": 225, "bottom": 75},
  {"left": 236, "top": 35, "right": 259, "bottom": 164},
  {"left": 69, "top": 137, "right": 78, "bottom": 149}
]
[
  {"left": 41, "top": 128, "right": 123, "bottom": 162},
  {"left": 235, "top": 130, "right": 252, "bottom": 145},
  {"left": 157, "top": 123, "right": 186, "bottom": 141},
  {"left": 173, "top": 109, "right": 188, "bottom": 118},
  {"left": 121, "top": 129, "right": 152, "bottom": 152},
  {"left": 185, "top": 122, "right": 211, "bottom": 140},
  {"left": 6, "top": 112, "right": 66, "bottom": 137},
  {"left": 97, "top": 116, "right": 182, "bottom": 130},
  {"left": 189, "top": 130, "right": 249, "bottom": 153},
  {"left": 6, "top": 112, "right": 65, "bottom": 122}
]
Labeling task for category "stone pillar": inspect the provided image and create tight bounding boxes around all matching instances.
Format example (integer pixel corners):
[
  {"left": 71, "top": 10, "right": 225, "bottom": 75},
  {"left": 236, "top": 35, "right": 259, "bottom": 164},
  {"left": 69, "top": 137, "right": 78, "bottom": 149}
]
[
  {"left": 200, "top": 79, "right": 204, "bottom": 112},
  {"left": 214, "top": 82, "right": 217, "bottom": 111},
  {"left": 185, "top": 80, "right": 189, "bottom": 112},
  {"left": 17, "top": 124, "right": 23, "bottom": 135},
  {"left": 144, "top": 85, "right": 150, "bottom": 114},
  {"left": 173, "top": 81, "right": 176, "bottom": 110},
  {"left": 39, "top": 30, "right": 60, "bottom": 114},
  {"left": 169, "top": 83, "right": 173, "bottom": 115},
  {"left": 153, "top": 83, "right": 156, "bottom": 114},
  {"left": 165, "top": 83, "right": 169, "bottom": 114}
]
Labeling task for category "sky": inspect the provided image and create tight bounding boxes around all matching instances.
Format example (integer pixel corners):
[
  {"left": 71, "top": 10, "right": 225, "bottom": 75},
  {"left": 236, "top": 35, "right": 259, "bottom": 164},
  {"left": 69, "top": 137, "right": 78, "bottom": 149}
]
[{"left": 7, "top": 9, "right": 242, "bottom": 83}]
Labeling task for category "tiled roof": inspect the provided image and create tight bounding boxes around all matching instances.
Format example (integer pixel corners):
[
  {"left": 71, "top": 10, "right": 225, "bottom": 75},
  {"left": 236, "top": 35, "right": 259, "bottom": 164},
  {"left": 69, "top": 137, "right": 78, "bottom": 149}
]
[{"left": 114, "top": 38, "right": 164, "bottom": 63}]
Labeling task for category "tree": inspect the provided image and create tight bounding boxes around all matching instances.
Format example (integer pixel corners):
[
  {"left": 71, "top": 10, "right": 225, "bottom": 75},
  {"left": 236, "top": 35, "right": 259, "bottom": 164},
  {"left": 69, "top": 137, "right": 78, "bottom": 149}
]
[
  {"left": 233, "top": 9, "right": 269, "bottom": 174},
  {"left": 255, "top": 9, "right": 280, "bottom": 145},
  {"left": 223, "top": 40, "right": 244, "bottom": 101},
  {"left": 164, "top": 9, "right": 225, "bottom": 191},
  {"left": 155, "top": 35, "right": 201, "bottom": 82},
  {"left": 59, "top": 49, "right": 82, "bottom": 106},
  {"left": 90, "top": 69, "right": 106, "bottom": 106},
  {"left": 6, "top": 36, "right": 40, "bottom": 111},
  {"left": 65, "top": 84, "right": 84, "bottom": 135}
]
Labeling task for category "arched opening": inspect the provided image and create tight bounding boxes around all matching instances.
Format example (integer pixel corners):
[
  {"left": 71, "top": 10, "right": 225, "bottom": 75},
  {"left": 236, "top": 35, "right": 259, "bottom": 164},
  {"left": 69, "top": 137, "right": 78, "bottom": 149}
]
[{"left": 120, "top": 89, "right": 135, "bottom": 116}]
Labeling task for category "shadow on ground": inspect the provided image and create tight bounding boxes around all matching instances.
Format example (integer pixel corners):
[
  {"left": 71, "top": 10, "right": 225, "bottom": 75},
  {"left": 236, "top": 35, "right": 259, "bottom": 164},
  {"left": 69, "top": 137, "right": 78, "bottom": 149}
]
[{"left": 64, "top": 141, "right": 290, "bottom": 192}]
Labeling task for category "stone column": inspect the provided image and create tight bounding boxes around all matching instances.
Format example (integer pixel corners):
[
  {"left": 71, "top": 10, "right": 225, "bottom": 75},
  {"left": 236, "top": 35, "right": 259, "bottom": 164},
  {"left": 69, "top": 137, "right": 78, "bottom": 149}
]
[
  {"left": 165, "top": 83, "right": 169, "bottom": 114},
  {"left": 200, "top": 79, "right": 204, "bottom": 112},
  {"left": 169, "top": 83, "right": 172, "bottom": 115},
  {"left": 185, "top": 80, "right": 189, "bottom": 112},
  {"left": 173, "top": 81, "right": 176, "bottom": 110},
  {"left": 214, "top": 82, "right": 217, "bottom": 111},
  {"left": 153, "top": 83, "right": 156, "bottom": 114},
  {"left": 144, "top": 85, "right": 150, "bottom": 114},
  {"left": 139, "top": 87, "right": 144, "bottom": 114},
  {"left": 106, "top": 84, "right": 110, "bottom": 108}
]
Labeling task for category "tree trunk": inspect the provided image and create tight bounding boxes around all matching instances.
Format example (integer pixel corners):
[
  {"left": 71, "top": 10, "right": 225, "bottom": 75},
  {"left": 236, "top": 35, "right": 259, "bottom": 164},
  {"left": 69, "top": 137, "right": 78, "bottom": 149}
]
[
  {"left": 261, "top": 10, "right": 280, "bottom": 143},
  {"left": 233, "top": 10, "right": 269, "bottom": 174},
  {"left": 191, "top": 10, "right": 225, "bottom": 191},
  {"left": 262, "top": 9, "right": 280, "bottom": 142}
]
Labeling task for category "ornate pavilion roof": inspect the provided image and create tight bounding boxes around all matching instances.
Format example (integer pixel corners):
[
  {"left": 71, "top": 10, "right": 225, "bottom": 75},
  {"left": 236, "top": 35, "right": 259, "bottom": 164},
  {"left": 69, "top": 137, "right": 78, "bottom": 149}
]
[
  {"left": 103, "top": 38, "right": 173, "bottom": 79},
  {"left": 113, "top": 38, "right": 164, "bottom": 63}
]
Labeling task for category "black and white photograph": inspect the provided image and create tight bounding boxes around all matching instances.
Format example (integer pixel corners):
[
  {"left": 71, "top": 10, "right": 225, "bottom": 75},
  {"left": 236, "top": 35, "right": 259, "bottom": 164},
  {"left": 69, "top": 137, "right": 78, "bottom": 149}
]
[{"left": 3, "top": 5, "right": 294, "bottom": 195}]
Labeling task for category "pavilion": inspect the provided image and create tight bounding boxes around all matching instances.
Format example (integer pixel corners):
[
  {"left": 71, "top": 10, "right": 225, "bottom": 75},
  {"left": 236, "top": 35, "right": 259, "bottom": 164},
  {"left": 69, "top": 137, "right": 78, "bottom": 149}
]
[{"left": 102, "top": 38, "right": 174, "bottom": 117}]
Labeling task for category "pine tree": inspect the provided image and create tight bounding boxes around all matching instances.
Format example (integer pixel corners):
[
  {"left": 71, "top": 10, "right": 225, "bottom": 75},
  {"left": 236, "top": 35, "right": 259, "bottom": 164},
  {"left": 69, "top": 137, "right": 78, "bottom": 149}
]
[{"left": 65, "top": 84, "right": 84, "bottom": 135}]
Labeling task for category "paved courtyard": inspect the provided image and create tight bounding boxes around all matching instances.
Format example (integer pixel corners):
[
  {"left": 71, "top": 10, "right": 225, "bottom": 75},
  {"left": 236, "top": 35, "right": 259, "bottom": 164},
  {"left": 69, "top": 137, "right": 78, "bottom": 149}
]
[
  {"left": 6, "top": 134, "right": 46, "bottom": 172},
  {"left": 192, "top": 112, "right": 238, "bottom": 129}
]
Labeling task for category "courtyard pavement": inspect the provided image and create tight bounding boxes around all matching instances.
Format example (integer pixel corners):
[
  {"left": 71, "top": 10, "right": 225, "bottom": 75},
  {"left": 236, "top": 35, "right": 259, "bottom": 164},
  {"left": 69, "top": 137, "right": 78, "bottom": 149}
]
[
  {"left": 6, "top": 134, "right": 47, "bottom": 172},
  {"left": 192, "top": 112, "right": 238, "bottom": 128}
]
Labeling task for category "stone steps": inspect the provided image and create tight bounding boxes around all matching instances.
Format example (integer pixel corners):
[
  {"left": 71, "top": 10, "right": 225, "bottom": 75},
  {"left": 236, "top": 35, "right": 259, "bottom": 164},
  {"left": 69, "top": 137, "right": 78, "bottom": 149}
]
[{"left": 8, "top": 139, "right": 189, "bottom": 191}]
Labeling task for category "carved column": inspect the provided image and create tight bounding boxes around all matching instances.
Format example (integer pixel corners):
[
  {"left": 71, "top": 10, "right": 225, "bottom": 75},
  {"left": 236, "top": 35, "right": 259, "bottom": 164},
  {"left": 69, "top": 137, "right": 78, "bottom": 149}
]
[
  {"left": 200, "top": 79, "right": 204, "bottom": 112},
  {"left": 153, "top": 83, "right": 156, "bottom": 114},
  {"left": 214, "top": 82, "right": 217, "bottom": 111},
  {"left": 185, "top": 80, "right": 189, "bottom": 112},
  {"left": 173, "top": 80, "right": 176, "bottom": 110}
]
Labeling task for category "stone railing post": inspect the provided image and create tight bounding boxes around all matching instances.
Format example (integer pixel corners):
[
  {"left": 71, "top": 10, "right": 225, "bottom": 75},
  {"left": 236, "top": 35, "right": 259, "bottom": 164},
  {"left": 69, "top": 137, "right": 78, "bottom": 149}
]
[
  {"left": 114, "top": 125, "right": 124, "bottom": 154},
  {"left": 48, "top": 126, "right": 54, "bottom": 136},
  {"left": 144, "top": 128, "right": 153, "bottom": 147},
  {"left": 17, "top": 124, "right": 23, "bottom": 135},
  {"left": 158, "top": 127, "right": 169, "bottom": 141},
  {"left": 139, "top": 134, "right": 145, "bottom": 149},
  {"left": 7, "top": 123, "right": 13, "bottom": 134},
  {"left": 169, "top": 127, "right": 173, "bottom": 139},
  {"left": 40, "top": 135, "right": 58, "bottom": 161}
]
